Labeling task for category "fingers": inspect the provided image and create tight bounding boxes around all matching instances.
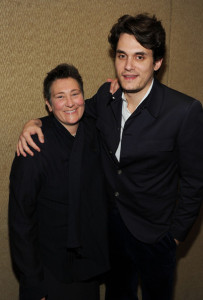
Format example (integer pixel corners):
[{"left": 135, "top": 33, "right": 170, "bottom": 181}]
[
  {"left": 17, "top": 131, "right": 42, "bottom": 157},
  {"left": 106, "top": 78, "right": 113, "bottom": 82},
  {"left": 23, "top": 131, "right": 41, "bottom": 152},
  {"left": 35, "top": 127, "right": 44, "bottom": 144},
  {"left": 16, "top": 120, "right": 45, "bottom": 156},
  {"left": 17, "top": 136, "right": 34, "bottom": 157},
  {"left": 174, "top": 239, "right": 180, "bottom": 246},
  {"left": 106, "top": 78, "right": 120, "bottom": 94},
  {"left": 17, "top": 140, "right": 26, "bottom": 157},
  {"left": 109, "top": 78, "right": 119, "bottom": 94}
]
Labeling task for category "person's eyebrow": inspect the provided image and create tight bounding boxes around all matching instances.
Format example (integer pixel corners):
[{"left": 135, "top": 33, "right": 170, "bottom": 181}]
[
  {"left": 116, "top": 49, "right": 126, "bottom": 54},
  {"left": 53, "top": 91, "right": 65, "bottom": 96},
  {"left": 70, "top": 89, "right": 81, "bottom": 92},
  {"left": 116, "top": 49, "right": 147, "bottom": 56}
]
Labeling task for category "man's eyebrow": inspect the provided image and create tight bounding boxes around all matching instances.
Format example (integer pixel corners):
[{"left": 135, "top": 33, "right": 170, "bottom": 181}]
[
  {"left": 116, "top": 49, "right": 126, "bottom": 54},
  {"left": 116, "top": 49, "right": 147, "bottom": 56},
  {"left": 134, "top": 51, "right": 147, "bottom": 56}
]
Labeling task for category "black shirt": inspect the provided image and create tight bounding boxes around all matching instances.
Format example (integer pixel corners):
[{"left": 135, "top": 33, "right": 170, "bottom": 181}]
[{"left": 9, "top": 115, "right": 110, "bottom": 299}]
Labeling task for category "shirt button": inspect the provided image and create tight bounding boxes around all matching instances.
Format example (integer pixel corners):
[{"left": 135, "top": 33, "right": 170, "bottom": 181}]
[
  {"left": 109, "top": 150, "right": 113, "bottom": 154},
  {"left": 118, "top": 169, "right": 122, "bottom": 175},
  {"left": 115, "top": 192, "right": 119, "bottom": 197}
]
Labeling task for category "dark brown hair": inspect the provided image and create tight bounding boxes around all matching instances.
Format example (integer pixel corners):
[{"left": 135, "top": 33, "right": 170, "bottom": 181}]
[{"left": 108, "top": 13, "right": 166, "bottom": 62}]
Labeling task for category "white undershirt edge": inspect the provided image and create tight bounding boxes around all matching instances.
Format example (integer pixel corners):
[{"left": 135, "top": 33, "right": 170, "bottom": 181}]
[{"left": 115, "top": 79, "right": 154, "bottom": 161}]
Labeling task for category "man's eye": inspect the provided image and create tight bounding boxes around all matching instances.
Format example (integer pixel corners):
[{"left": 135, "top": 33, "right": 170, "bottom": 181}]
[
  {"left": 118, "top": 54, "right": 126, "bottom": 59},
  {"left": 136, "top": 55, "right": 144, "bottom": 60}
]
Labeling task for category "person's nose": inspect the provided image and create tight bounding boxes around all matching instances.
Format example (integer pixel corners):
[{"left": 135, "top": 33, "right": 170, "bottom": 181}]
[
  {"left": 124, "top": 56, "right": 134, "bottom": 71},
  {"left": 65, "top": 96, "right": 74, "bottom": 107}
]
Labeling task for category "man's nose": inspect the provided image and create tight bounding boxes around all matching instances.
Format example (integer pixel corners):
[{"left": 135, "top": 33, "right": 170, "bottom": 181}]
[{"left": 125, "top": 57, "right": 134, "bottom": 70}]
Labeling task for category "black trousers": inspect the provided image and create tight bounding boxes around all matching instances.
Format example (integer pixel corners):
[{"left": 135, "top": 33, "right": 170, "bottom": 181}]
[
  {"left": 44, "top": 267, "right": 100, "bottom": 300},
  {"left": 105, "top": 208, "right": 176, "bottom": 300}
]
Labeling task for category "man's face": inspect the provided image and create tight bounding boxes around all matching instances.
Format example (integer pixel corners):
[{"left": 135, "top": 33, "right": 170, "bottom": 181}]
[
  {"left": 115, "top": 33, "right": 162, "bottom": 96},
  {"left": 46, "top": 77, "right": 85, "bottom": 133}
]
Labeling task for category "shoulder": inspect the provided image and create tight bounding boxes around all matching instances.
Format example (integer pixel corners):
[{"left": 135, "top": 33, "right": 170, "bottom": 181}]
[
  {"left": 97, "top": 82, "right": 111, "bottom": 93},
  {"left": 81, "top": 114, "right": 97, "bottom": 132},
  {"left": 155, "top": 80, "right": 202, "bottom": 112},
  {"left": 40, "top": 115, "right": 57, "bottom": 144},
  {"left": 10, "top": 144, "right": 40, "bottom": 179},
  {"left": 97, "top": 82, "right": 122, "bottom": 99},
  {"left": 160, "top": 81, "right": 200, "bottom": 105},
  {"left": 20, "top": 116, "right": 56, "bottom": 157},
  {"left": 10, "top": 118, "right": 54, "bottom": 177},
  {"left": 85, "top": 82, "right": 122, "bottom": 117},
  {"left": 87, "top": 81, "right": 120, "bottom": 101}
]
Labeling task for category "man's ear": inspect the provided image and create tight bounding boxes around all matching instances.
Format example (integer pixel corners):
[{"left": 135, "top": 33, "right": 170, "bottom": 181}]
[
  {"left": 45, "top": 100, "right": 52, "bottom": 112},
  {"left": 154, "top": 58, "right": 163, "bottom": 72}
]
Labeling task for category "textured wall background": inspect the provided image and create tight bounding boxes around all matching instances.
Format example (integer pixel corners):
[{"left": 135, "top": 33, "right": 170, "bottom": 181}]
[{"left": 0, "top": 0, "right": 202, "bottom": 299}]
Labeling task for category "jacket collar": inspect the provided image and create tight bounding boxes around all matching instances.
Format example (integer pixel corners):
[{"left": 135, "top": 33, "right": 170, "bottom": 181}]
[
  {"left": 107, "top": 86, "right": 122, "bottom": 105},
  {"left": 108, "top": 87, "right": 123, "bottom": 123},
  {"left": 147, "top": 78, "right": 164, "bottom": 118}
]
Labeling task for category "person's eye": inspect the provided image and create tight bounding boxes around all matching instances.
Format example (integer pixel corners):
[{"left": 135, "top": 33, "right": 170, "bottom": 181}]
[
  {"left": 136, "top": 55, "right": 144, "bottom": 60},
  {"left": 56, "top": 95, "right": 64, "bottom": 99},
  {"left": 71, "top": 92, "right": 80, "bottom": 97},
  {"left": 118, "top": 54, "right": 126, "bottom": 59}
]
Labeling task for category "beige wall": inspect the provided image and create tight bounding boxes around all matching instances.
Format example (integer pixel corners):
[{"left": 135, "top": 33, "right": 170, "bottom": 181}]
[{"left": 0, "top": 0, "right": 202, "bottom": 299}]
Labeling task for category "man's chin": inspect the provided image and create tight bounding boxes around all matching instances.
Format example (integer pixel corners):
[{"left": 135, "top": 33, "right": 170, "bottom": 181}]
[
  {"left": 118, "top": 80, "right": 141, "bottom": 93},
  {"left": 123, "top": 88, "right": 141, "bottom": 94}
]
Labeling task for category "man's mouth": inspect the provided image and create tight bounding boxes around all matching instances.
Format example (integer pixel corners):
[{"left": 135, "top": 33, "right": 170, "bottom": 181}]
[{"left": 123, "top": 74, "right": 138, "bottom": 80}]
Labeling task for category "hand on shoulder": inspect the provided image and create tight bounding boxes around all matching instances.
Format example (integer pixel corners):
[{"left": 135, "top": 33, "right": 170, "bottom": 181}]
[{"left": 16, "top": 119, "right": 44, "bottom": 157}]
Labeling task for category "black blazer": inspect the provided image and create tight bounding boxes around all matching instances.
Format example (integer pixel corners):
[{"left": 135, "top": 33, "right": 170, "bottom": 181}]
[
  {"left": 86, "top": 78, "right": 203, "bottom": 243},
  {"left": 9, "top": 115, "right": 110, "bottom": 300}
]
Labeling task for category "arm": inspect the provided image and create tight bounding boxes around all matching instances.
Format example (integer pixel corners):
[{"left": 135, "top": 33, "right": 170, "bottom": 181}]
[
  {"left": 170, "top": 100, "right": 203, "bottom": 242},
  {"left": 17, "top": 80, "right": 119, "bottom": 156},
  {"left": 9, "top": 148, "right": 46, "bottom": 299},
  {"left": 17, "top": 119, "right": 43, "bottom": 157}
]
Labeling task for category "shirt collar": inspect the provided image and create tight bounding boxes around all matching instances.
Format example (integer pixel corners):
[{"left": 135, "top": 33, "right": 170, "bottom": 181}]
[{"left": 109, "top": 78, "right": 163, "bottom": 119}]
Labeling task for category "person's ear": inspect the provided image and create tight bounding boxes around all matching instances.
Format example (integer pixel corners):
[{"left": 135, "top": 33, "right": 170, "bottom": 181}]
[
  {"left": 154, "top": 58, "right": 163, "bottom": 72},
  {"left": 45, "top": 100, "right": 52, "bottom": 112}
]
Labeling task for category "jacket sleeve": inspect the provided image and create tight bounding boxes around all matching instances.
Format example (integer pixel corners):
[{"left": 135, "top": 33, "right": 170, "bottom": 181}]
[
  {"left": 9, "top": 145, "right": 46, "bottom": 299},
  {"left": 170, "top": 99, "right": 203, "bottom": 241}
]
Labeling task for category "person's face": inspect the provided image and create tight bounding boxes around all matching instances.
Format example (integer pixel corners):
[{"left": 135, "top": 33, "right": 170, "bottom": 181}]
[
  {"left": 46, "top": 77, "right": 85, "bottom": 134},
  {"left": 115, "top": 33, "right": 162, "bottom": 95}
]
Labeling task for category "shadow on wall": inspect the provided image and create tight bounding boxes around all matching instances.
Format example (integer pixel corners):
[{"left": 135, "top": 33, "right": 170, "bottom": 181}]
[
  {"left": 156, "top": 58, "right": 167, "bottom": 83},
  {"left": 172, "top": 204, "right": 203, "bottom": 299},
  {"left": 177, "top": 204, "right": 203, "bottom": 259}
]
